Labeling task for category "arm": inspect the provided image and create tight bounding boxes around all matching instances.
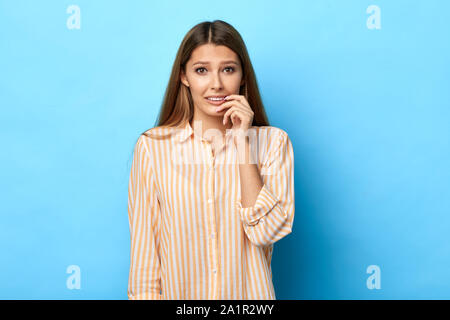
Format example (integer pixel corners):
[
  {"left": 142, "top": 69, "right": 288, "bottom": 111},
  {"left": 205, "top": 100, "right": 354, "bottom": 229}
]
[
  {"left": 235, "top": 129, "right": 295, "bottom": 247},
  {"left": 127, "top": 135, "right": 162, "bottom": 300}
]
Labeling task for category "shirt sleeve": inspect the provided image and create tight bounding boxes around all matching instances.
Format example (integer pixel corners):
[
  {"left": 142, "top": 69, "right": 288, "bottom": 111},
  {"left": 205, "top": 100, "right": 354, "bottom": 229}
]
[
  {"left": 127, "top": 135, "right": 162, "bottom": 300},
  {"left": 235, "top": 129, "right": 295, "bottom": 247}
]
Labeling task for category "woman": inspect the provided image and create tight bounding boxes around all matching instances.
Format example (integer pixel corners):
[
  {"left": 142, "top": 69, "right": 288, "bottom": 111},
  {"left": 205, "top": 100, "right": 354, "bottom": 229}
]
[{"left": 127, "top": 20, "right": 295, "bottom": 300}]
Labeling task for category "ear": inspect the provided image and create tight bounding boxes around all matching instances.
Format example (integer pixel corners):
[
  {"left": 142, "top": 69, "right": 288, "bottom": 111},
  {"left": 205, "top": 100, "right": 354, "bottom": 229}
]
[
  {"left": 240, "top": 78, "right": 245, "bottom": 86},
  {"left": 180, "top": 69, "right": 190, "bottom": 87}
]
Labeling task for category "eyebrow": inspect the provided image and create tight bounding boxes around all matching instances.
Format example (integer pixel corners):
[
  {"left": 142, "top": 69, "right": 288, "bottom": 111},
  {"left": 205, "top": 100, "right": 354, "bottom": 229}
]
[{"left": 192, "top": 60, "right": 239, "bottom": 66}]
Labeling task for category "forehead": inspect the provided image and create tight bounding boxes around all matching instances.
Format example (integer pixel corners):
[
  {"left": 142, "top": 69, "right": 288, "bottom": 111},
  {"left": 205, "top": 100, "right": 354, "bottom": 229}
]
[{"left": 188, "top": 44, "right": 239, "bottom": 64}]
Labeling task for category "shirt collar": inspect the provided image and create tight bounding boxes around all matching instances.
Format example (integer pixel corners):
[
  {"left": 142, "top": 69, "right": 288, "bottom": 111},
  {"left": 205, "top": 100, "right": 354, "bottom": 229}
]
[
  {"left": 178, "top": 121, "right": 233, "bottom": 143},
  {"left": 178, "top": 121, "right": 194, "bottom": 143}
]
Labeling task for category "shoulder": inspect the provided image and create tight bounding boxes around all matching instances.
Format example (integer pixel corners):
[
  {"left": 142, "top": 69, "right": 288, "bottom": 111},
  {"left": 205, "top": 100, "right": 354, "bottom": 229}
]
[
  {"left": 142, "top": 126, "right": 176, "bottom": 137},
  {"left": 136, "top": 126, "right": 179, "bottom": 153},
  {"left": 140, "top": 126, "right": 179, "bottom": 142}
]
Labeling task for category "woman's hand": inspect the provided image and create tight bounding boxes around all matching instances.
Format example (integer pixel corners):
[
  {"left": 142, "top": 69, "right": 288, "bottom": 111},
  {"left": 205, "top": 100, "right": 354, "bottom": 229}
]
[
  {"left": 215, "top": 94, "right": 254, "bottom": 146},
  {"left": 215, "top": 94, "right": 254, "bottom": 130}
]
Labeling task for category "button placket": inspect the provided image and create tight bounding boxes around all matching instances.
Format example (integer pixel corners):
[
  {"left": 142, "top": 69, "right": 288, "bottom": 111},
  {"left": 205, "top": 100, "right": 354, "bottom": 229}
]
[{"left": 204, "top": 139, "right": 219, "bottom": 282}]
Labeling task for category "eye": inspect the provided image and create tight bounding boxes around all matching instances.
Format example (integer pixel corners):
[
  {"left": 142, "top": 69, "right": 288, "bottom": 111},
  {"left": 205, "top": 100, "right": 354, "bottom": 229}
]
[
  {"left": 195, "top": 67, "right": 206, "bottom": 74},
  {"left": 224, "top": 66, "right": 235, "bottom": 73}
]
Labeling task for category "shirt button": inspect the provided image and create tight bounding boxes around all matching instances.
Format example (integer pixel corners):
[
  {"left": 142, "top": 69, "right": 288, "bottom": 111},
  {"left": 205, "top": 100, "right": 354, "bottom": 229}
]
[
  {"left": 212, "top": 269, "right": 216, "bottom": 273},
  {"left": 207, "top": 198, "right": 213, "bottom": 203}
]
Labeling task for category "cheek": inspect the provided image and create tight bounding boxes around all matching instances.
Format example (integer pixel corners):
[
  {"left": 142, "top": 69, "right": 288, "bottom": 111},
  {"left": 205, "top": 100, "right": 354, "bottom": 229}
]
[
  {"left": 189, "top": 81, "right": 209, "bottom": 96},
  {"left": 225, "top": 74, "right": 243, "bottom": 90}
]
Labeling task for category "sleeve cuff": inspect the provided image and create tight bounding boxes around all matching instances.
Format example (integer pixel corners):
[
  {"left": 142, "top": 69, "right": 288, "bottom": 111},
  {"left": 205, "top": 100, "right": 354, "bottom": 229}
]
[{"left": 235, "top": 183, "right": 279, "bottom": 226}]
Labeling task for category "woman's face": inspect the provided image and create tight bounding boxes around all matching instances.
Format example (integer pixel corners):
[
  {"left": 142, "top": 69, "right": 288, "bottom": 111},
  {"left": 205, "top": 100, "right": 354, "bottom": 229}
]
[{"left": 180, "top": 44, "right": 244, "bottom": 118}]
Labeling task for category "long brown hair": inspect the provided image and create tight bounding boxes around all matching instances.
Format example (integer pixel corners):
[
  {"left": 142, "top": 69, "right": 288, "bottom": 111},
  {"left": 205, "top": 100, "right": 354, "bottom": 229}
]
[{"left": 137, "top": 19, "right": 270, "bottom": 144}]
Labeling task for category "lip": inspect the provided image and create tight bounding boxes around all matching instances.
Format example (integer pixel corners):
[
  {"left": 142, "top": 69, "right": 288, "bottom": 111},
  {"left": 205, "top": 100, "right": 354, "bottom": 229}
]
[{"left": 205, "top": 96, "right": 227, "bottom": 106}]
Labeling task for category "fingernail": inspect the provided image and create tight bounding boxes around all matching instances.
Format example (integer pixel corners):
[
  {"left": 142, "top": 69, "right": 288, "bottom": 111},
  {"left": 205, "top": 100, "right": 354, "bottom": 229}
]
[
  {"left": 215, "top": 107, "right": 220, "bottom": 112},
  {"left": 224, "top": 96, "right": 229, "bottom": 100}
]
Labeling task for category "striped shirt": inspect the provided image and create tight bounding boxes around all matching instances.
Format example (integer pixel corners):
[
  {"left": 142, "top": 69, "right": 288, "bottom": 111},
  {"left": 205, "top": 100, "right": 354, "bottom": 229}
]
[{"left": 127, "top": 120, "right": 295, "bottom": 300}]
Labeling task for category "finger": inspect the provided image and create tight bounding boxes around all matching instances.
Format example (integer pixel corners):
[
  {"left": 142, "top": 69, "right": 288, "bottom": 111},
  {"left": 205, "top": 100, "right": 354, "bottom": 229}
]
[
  {"left": 224, "top": 108, "right": 250, "bottom": 126},
  {"left": 225, "top": 94, "right": 251, "bottom": 109},
  {"left": 230, "top": 110, "right": 252, "bottom": 130},
  {"left": 231, "top": 110, "right": 246, "bottom": 125},
  {"left": 224, "top": 94, "right": 241, "bottom": 100},
  {"left": 223, "top": 104, "right": 253, "bottom": 125},
  {"left": 223, "top": 107, "right": 238, "bottom": 125},
  {"left": 215, "top": 100, "right": 242, "bottom": 112},
  {"left": 216, "top": 100, "right": 252, "bottom": 115},
  {"left": 222, "top": 106, "right": 252, "bottom": 121}
]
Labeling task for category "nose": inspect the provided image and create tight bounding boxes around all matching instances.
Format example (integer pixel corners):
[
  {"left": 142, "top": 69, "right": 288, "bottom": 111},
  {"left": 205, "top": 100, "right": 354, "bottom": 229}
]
[{"left": 210, "top": 71, "right": 223, "bottom": 90}]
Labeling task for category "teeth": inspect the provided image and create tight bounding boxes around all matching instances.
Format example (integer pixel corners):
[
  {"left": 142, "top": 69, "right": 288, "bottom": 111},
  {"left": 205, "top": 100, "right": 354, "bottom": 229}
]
[{"left": 207, "top": 97, "right": 224, "bottom": 101}]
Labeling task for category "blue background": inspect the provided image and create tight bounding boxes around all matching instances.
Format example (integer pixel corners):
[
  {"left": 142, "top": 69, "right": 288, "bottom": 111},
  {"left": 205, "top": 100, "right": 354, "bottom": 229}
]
[{"left": 1, "top": 0, "right": 449, "bottom": 299}]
